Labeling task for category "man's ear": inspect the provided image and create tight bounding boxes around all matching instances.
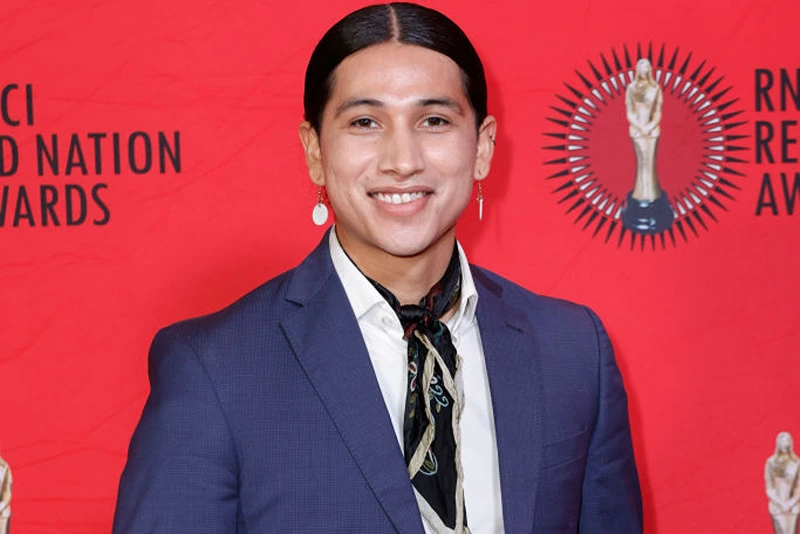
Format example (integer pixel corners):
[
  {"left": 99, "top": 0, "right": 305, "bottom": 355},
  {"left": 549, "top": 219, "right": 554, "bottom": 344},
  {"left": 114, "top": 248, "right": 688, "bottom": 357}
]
[
  {"left": 474, "top": 115, "right": 497, "bottom": 181},
  {"left": 299, "top": 121, "right": 324, "bottom": 186}
]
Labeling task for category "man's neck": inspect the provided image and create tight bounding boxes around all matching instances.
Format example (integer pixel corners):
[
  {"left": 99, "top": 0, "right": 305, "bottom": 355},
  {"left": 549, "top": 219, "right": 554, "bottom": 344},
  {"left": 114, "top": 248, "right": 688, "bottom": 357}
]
[{"left": 336, "top": 230, "right": 456, "bottom": 306}]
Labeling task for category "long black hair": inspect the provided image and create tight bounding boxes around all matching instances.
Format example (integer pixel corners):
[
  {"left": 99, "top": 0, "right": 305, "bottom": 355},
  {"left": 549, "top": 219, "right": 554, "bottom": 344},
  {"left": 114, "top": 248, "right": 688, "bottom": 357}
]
[{"left": 303, "top": 2, "right": 487, "bottom": 131}]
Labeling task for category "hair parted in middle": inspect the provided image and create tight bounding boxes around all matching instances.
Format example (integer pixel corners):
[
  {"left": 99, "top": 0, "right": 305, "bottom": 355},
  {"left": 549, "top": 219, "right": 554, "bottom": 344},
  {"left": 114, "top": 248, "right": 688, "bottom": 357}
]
[{"left": 303, "top": 2, "right": 488, "bottom": 132}]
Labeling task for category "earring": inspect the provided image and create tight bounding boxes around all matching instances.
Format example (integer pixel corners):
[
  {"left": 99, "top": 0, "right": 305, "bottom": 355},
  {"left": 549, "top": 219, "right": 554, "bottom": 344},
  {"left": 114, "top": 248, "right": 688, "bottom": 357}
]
[
  {"left": 312, "top": 187, "right": 328, "bottom": 226},
  {"left": 477, "top": 183, "right": 484, "bottom": 221}
]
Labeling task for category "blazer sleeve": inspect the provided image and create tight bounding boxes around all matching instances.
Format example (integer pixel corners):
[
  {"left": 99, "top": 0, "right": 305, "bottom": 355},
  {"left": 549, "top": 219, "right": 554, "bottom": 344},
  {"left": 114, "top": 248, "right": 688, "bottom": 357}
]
[
  {"left": 112, "top": 326, "right": 240, "bottom": 534},
  {"left": 578, "top": 308, "right": 643, "bottom": 533}
]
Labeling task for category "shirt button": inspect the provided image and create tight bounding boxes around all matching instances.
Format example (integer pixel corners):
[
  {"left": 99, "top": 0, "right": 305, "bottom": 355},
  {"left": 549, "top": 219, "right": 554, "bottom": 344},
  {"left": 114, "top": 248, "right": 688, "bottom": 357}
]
[{"left": 381, "top": 315, "right": 395, "bottom": 328}]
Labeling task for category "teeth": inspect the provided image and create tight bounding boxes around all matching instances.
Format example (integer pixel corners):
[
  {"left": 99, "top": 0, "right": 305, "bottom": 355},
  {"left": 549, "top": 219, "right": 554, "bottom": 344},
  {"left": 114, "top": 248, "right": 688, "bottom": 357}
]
[{"left": 374, "top": 191, "right": 425, "bottom": 205}]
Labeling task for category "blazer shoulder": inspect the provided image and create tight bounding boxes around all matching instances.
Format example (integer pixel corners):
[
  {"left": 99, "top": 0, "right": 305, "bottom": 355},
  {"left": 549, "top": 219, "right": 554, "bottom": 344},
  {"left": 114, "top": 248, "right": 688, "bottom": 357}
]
[
  {"left": 471, "top": 264, "right": 600, "bottom": 333},
  {"left": 162, "top": 233, "right": 336, "bottom": 344},
  {"left": 156, "top": 267, "right": 298, "bottom": 352}
]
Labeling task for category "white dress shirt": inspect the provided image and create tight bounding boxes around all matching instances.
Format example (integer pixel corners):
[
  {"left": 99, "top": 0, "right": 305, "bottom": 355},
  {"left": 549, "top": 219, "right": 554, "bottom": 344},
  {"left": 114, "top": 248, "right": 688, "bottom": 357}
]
[{"left": 329, "top": 229, "right": 505, "bottom": 534}]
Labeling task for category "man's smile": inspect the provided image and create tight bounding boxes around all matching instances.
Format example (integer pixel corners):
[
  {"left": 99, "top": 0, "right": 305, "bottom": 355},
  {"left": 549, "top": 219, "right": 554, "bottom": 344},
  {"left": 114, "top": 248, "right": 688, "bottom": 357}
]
[{"left": 370, "top": 191, "right": 429, "bottom": 205}]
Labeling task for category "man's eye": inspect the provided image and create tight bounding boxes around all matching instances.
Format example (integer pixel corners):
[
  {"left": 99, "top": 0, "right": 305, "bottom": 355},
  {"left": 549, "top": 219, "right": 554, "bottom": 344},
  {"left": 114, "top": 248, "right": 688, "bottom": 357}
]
[
  {"left": 351, "top": 118, "right": 377, "bottom": 129},
  {"left": 423, "top": 116, "right": 449, "bottom": 127}
]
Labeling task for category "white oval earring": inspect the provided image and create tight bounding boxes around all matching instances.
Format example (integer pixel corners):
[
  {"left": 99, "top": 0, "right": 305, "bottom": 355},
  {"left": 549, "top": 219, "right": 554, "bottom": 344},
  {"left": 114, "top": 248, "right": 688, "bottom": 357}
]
[{"left": 312, "top": 187, "right": 329, "bottom": 226}]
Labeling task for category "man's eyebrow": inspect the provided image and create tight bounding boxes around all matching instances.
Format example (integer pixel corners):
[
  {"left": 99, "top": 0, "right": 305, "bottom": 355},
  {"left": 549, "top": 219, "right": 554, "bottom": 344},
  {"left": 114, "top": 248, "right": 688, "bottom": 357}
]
[
  {"left": 333, "top": 97, "right": 465, "bottom": 118},
  {"left": 418, "top": 97, "right": 464, "bottom": 114},
  {"left": 334, "top": 98, "right": 384, "bottom": 118}
]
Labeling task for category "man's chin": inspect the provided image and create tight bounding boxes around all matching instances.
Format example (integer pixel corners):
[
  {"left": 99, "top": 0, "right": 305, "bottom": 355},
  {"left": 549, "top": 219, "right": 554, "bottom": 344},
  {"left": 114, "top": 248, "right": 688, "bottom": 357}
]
[{"left": 380, "top": 232, "right": 456, "bottom": 260}]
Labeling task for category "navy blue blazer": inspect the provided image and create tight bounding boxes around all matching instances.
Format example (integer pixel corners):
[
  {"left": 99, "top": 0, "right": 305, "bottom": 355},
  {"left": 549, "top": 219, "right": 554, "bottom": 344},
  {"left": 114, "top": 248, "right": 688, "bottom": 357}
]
[{"left": 113, "top": 235, "right": 642, "bottom": 533}]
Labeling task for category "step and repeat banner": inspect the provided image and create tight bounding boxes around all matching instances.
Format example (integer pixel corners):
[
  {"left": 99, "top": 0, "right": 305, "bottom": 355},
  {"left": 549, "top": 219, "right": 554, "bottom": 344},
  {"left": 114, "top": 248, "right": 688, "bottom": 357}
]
[{"left": 1, "top": 0, "right": 798, "bottom": 532}]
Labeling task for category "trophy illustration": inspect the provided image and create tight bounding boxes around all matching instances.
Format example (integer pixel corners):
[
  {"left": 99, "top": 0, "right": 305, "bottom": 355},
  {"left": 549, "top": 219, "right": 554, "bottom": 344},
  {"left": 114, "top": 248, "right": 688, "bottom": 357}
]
[
  {"left": 0, "top": 453, "right": 10, "bottom": 534},
  {"left": 620, "top": 58, "right": 673, "bottom": 234},
  {"left": 766, "top": 432, "right": 800, "bottom": 534}
]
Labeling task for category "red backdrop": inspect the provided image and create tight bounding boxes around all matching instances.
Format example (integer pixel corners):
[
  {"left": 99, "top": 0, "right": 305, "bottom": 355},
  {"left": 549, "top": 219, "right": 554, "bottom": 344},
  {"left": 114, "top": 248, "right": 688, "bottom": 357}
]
[{"left": 1, "top": 0, "right": 798, "bottom": 532}]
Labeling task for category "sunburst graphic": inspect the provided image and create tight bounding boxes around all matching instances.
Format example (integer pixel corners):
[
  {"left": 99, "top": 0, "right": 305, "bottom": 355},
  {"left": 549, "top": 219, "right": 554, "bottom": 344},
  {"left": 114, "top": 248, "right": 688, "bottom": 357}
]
[{"left": 543, "top": 43, "right": 748, "bottom": 250}]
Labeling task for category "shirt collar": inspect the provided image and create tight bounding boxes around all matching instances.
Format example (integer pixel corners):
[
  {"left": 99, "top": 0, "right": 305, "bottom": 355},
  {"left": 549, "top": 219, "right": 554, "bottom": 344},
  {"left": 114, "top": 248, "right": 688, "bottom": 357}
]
[
  {"left": 328, "top": 227, "right": 479, "bottom": 330},
  {"left": 328, "top": 228, "right": 386, "bottom": 320},
  {"left": 449, "top": 241, "right": 478, "bottom": 334}
]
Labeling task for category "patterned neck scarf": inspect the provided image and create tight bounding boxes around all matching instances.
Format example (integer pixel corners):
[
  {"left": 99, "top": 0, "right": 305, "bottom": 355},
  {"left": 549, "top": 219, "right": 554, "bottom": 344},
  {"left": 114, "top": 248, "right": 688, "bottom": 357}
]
[{"left": 368, "top": 245, "right": 469, "bottom": 534}]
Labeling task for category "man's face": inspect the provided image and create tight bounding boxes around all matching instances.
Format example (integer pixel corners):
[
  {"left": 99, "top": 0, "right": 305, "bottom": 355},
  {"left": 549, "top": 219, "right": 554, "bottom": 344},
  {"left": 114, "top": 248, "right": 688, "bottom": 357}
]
[{"left": 300, "top": 42, "right": 495, "bottom": 266}]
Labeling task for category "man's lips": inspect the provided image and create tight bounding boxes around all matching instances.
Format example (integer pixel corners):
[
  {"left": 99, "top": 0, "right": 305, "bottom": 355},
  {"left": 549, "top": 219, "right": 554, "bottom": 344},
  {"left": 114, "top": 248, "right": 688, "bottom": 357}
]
[{"left": 369, "top": 191, "right": 429, "bottom": 205}]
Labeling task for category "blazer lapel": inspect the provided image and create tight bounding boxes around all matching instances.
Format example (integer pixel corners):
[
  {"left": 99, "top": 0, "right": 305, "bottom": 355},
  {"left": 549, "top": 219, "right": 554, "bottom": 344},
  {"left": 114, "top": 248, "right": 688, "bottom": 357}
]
[
  {"left": 279, "top": 235, "right": 425, "bottom": 534},
  {"left": 474, "top": 269, "right": 544, "bottom": 534}
]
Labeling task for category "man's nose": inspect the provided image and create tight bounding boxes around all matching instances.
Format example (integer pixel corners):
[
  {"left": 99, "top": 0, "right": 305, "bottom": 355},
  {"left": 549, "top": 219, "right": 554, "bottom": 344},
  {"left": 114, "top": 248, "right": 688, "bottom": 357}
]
[{"left": 378, "top": 126, "right": 425, "bottom": 178}]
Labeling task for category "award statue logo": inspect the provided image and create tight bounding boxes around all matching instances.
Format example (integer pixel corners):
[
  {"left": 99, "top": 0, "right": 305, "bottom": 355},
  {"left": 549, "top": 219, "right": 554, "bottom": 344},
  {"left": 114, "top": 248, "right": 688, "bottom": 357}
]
[
  {"left": 765, "top": 431, "right": 799, "bottom": 534},
  {"left": 0, "top": 452, "right": 10, "bottom": 534},
  {"left": 544, "top": 44, "right": 747, "bottom": 249}
]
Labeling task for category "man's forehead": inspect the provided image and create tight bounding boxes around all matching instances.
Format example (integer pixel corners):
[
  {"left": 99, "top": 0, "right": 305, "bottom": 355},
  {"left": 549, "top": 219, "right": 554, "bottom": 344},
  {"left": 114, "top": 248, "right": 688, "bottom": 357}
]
[{"left": 330, "top": 44, "right": 464, "bottom": 90}]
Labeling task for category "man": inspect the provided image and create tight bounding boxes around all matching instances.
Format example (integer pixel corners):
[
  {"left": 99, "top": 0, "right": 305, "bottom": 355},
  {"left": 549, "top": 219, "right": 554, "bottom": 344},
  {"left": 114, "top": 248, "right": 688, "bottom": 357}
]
[{"left": 113, "top": 4, "right": 642, "bottom": 533}]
